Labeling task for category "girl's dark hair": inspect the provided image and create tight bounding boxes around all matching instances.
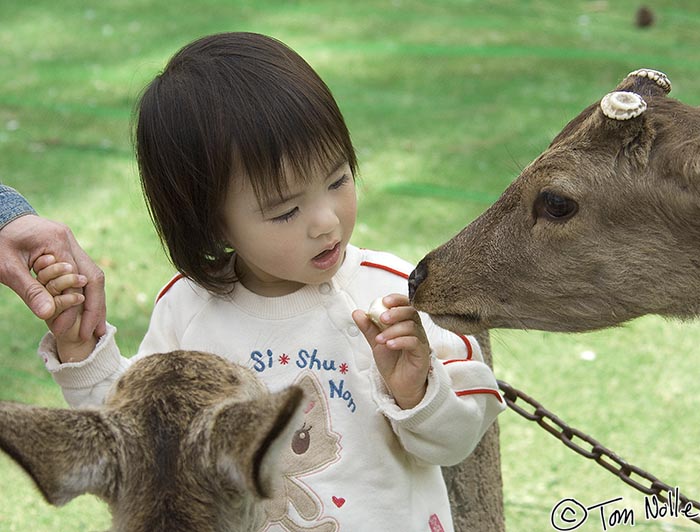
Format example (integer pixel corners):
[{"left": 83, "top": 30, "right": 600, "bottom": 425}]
[{"left": 135, "top": 32, "right": 357, "bottom": 293}]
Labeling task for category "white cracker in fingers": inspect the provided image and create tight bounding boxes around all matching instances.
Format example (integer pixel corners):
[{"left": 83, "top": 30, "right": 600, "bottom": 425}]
[{"left": 367, "top": 297, "right": 390, "bottom": 331}]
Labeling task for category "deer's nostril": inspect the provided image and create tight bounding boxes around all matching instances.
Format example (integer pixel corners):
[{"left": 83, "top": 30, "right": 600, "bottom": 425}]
[{"left": 408, "top": 259, "right": 428, "bottom": 301}]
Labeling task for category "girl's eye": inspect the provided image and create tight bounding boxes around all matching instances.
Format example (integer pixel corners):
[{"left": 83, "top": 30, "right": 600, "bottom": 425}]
[
  {"left": 271, "top": 207, "right": 299, "bottom": 223},
  {"left": 329, "top": 174, "right": 350, "bottom": 190}
]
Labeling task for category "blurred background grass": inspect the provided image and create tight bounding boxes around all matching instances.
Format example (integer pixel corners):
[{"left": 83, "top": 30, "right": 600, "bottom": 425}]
[{"left": 1, "top": 1, "right": 700, "bottom": 530}]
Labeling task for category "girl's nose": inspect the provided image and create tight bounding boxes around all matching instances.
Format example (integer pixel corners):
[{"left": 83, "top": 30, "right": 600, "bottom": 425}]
[{"left": 309, "top": 204, "right": 339, "bottom": 239}]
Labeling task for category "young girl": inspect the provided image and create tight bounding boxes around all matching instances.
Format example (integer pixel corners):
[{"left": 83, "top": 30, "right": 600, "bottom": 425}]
[{"left": 36, "top": 32, "right": 504, "bottom": 532}]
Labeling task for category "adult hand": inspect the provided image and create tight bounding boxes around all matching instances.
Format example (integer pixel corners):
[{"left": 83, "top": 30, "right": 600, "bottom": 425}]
[{"left": 0, "top": 214, "right": 106, "bottom": 340}]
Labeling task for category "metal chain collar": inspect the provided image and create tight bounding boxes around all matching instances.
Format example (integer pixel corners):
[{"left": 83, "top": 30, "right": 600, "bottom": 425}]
[{"left": 496, "top": 379, "right": 700, "bottom": 525}]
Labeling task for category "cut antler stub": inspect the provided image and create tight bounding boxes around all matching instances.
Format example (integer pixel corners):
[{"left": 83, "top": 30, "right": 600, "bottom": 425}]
[
  {"left": 626, "top": 68, "right": 672, "bottom": 94},
  {"left": 600, "top": 91, "right": 647, "bottom": 120}
]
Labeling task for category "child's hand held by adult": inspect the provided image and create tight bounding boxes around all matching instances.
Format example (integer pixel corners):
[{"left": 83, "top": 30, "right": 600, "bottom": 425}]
[
  {"left": 33, "top": 255, "right": 97, "bottom": 363},
  {"left": 33, "top": 255, "right": 87, "bottom": 314},
  {"left": 0, "top": 211, "right": 106, "bottom": 340}
]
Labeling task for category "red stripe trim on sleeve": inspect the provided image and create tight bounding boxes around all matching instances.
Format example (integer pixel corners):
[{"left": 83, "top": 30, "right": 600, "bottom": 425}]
[
  {"left": 437, "top": 337, "right": 473, "bottom": 362},
  {"left": 360, "top": 260, "right": 409, "bottom": 279},
  {"left": 443, "top": 358, "right": 475, "bottom": 366},
  {"left": 156, "top": 273, "right": 185, "bottom": 303},
  {"left": 455, "top": 388, "right": 504, "bottom": 403},
  {"left": 458, "top": 335, "right": 473, "bottom": 359}
]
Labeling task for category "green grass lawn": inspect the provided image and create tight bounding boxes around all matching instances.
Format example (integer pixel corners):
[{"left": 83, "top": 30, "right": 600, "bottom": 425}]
[{"left": 1, "top": 1, "right": 700, "bottom": 530}]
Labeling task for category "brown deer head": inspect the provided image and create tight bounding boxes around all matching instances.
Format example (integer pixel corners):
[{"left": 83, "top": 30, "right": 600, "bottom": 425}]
[
  {"left": 0, "top": 350, "right": 303, "bottom": 532},
  {"left": 410, "top": 69, "right": 700, "bottom": 333}
]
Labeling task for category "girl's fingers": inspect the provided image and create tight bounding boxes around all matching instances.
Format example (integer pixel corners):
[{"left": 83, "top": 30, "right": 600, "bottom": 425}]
[
  {"left": 35, "top": 259, "right": 88, "bottom": 297},
  {"left": 32, "top": 254, "right": 56, "bottom": 273},
  {"left": 380, "top": 293, "right": 410, "bottom": 309},
  {"left": 382, "top": 305, "right": 422, "bottom": 327},
  {"left": 352, "top": 309, "right": 381, "bottom": 350},
  {"left": 376, "top": 319, "right": 422, "bottom": 343},
  {"left": 35, "top": 262, "right": 73, "bottom": 286},
  {"left": 52, "top": 293, "right": 86, "bottom": 316},
  {"left": 383, "top": 335, "right": 423, "bottom": 353},
  {"left": 45, "top": 274, "right": 88, "bottom": 296}
]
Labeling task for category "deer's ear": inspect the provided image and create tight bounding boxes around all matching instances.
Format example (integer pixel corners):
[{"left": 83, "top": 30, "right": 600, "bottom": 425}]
[
  {"left": 0, "top": 402, "right": 118, "bottom": 506},
  {"left": 209, "top": 386, "right": 303, "bottom": 498},
  {"left": 657, "top": 139, "right": 700, "bottom": 189}
]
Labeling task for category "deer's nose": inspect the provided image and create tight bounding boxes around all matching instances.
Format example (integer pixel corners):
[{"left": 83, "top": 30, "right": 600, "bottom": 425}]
[{"left": 408, "top": 259, "right": 428, "bottom": 301}]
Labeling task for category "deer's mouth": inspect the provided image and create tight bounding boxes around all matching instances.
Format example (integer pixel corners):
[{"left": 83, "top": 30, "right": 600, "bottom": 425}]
[
  {"left": 431, "top": 310, "right": 609, "bottom": 334},
  {"left": 428, "top": 312, "right": 485, "bottom": 335}
]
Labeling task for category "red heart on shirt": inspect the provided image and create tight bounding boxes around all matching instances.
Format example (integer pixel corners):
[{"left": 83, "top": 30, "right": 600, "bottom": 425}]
[{"left": 332, "top": 496, "right": 346, "bottom": 508}]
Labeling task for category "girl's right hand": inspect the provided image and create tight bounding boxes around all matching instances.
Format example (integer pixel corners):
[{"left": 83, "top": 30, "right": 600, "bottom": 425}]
[{"left": 352, "top": 294, "right": 432, "bottom": 410}]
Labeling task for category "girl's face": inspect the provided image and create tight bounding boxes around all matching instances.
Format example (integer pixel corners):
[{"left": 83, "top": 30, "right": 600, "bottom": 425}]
[{"left": 223, "top": 160, "right": 357, "bottom": 296}]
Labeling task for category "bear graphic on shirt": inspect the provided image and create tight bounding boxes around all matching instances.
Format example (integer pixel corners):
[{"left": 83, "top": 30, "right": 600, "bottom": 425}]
[{"left": 262, "top": 371, "right": 342, "bottom": 532}]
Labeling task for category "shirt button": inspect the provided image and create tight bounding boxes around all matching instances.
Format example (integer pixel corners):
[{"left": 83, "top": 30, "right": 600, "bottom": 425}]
[
  {"left": 347, "top": 325, "right": 360, "bottom": 337},
  {"left": 319, "top": 283, "right": 332, "bottom": 294}
]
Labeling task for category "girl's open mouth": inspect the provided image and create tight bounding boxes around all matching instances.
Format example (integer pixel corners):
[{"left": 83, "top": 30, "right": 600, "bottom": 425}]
[{"left": 311, "top": 242, "right": 341, "bottom": 270}]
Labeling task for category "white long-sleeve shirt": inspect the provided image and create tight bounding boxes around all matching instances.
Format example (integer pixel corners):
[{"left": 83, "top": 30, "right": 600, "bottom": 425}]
[{"left": 39, "top": 245, "right": 504, "bottom": 532}]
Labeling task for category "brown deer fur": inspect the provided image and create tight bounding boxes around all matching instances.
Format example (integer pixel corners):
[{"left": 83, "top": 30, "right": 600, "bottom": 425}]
[
  {"left": 0, "top": 350, "right": 302, "bottom": 532},
  {"left": 409, "top": 70, "right": 700, "bottom": 334}
]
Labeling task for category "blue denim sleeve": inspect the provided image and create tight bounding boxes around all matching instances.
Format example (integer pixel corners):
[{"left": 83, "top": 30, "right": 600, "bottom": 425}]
[{"left": 0, "top": 185, "right": 37, "bottom": 230}]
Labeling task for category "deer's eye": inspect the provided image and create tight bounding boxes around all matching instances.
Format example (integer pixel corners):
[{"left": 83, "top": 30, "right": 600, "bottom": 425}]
[{"left": 534, "top": 191, "right": 578, "bottom": 221}]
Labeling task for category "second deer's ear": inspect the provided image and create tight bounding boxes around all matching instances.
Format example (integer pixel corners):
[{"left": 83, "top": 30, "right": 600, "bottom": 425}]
[
  {"left": 0, "top": 402, "right": 119, "bottom": 506},
  {"left": 209, "top": 386, "right": 303, "bottom": 498}
]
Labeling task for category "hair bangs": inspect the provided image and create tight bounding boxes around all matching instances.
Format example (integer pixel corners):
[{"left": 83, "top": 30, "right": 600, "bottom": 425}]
[{"left": 228, "top": 59, "right": 357, "bottom": 207}]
